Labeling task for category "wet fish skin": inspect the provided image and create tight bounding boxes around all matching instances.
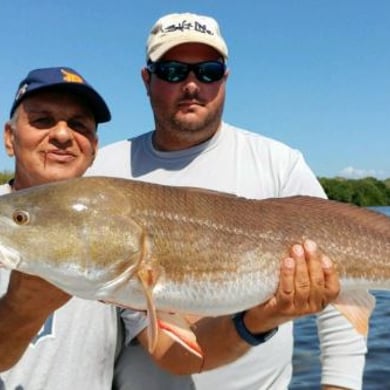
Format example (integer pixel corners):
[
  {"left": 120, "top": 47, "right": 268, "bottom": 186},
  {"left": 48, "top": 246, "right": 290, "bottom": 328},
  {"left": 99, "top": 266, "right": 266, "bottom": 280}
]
[
  {"left": 0, "top": 176, "right": 388, "bottom": 313},
  {"left": 0, "top": 176, "right": 280, "bottom": 313},
  {"left": 0, "top": 176, "right": 389, "bottom": 354}
]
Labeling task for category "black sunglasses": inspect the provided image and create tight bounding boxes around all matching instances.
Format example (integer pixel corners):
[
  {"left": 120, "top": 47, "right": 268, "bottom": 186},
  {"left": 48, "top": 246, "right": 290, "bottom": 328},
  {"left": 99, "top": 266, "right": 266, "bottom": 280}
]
[{"left": 147, "top": 60, "right": 226, "bottom": 83}]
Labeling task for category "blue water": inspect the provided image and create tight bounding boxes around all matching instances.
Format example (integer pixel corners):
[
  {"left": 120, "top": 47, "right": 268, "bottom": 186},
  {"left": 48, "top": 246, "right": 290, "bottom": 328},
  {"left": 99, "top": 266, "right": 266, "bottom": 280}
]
[{"left": 291, "top": 206, "right": 390, "bottom": 389}]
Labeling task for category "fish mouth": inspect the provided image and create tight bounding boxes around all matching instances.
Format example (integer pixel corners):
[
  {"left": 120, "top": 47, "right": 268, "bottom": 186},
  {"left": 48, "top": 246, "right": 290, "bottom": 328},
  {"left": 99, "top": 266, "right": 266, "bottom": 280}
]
[{"left": 0, "top": 244, "right": 22, "bottom": 270}]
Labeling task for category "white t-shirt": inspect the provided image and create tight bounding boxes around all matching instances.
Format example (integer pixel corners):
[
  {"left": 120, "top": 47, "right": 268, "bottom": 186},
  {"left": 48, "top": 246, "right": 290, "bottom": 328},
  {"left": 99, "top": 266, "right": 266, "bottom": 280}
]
[
  {"left": 88, "top": 123, "right": 366, "bottom": 390},
  {"left": 0, "top": 183, "right": 118, "bottom": 390}
]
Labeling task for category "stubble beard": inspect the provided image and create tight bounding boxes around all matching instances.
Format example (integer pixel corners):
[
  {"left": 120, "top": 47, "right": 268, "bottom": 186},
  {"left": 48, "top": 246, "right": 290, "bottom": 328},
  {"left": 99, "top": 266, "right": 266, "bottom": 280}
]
[{"left": 159, "top": 102, "right": 224, "bottom": 145}]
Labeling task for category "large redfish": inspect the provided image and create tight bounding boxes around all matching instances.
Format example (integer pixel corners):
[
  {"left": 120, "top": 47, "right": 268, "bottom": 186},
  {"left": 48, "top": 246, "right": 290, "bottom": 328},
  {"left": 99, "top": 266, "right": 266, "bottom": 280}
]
[{"left": 0, "top": 176, "right": 388, "bottom": 356}]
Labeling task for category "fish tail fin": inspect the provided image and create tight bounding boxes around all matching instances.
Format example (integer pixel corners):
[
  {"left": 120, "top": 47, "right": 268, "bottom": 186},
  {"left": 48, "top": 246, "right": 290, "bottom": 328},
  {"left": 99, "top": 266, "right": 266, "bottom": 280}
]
[{"left": 333, "top": 289, "right": 376, "bottom": 336}]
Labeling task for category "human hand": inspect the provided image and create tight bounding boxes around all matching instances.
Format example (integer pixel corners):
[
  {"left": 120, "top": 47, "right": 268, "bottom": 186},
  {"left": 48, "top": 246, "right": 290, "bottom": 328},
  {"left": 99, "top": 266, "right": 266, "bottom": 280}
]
[
  {"left": 243, "top": 239, "right": 340, "bottom": 333},
  {"left": 0, "top": 271, "right": 71, "bottom": 371},
  {"left": 4, "top": 270, "right": 71, "bottom": 320}
]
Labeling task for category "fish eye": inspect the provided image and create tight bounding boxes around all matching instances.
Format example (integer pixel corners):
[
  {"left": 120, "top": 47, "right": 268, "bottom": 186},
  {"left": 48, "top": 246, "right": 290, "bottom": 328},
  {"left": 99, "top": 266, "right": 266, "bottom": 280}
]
[{"left": 13, "top": 210, "right": 30, "bottom": 225}]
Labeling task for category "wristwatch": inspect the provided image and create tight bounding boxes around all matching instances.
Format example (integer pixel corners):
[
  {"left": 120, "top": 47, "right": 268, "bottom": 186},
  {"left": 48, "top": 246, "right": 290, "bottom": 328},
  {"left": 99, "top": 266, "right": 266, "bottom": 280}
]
[{"left": 232, "top": 311, "right": 278, "bottom": 346}]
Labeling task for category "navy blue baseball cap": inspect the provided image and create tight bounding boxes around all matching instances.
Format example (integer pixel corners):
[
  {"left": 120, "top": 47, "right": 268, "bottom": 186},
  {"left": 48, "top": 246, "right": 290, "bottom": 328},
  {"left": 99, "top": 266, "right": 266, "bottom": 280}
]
[{"left": 10, "top": 67, "right": 111, "bottom": 123}]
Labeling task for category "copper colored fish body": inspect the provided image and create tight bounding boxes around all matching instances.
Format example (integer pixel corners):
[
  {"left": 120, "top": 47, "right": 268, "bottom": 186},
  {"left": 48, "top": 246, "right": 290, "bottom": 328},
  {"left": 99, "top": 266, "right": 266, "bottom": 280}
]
[{"left": 0, "top": 176, "right": 389, "bottom": 356}]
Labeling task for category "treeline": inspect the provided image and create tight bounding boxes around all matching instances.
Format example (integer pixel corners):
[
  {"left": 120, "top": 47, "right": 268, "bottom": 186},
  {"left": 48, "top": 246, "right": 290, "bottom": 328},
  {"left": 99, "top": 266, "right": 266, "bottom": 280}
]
[
  {"left": 319, "top": 177, "right": 390, "bottom": 206},
  {"left": 0, "top": 171, "right": 12, "bottom": 184},
  {"left": 0, "top": 170, "right": 389, "bottom": 206}
]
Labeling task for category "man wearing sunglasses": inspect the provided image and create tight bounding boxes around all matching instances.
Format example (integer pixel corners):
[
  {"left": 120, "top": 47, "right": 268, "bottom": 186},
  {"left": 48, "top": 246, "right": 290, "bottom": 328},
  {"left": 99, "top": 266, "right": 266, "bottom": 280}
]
[{"left": 89, "top": 12, "right": 366, "bottom": 390}]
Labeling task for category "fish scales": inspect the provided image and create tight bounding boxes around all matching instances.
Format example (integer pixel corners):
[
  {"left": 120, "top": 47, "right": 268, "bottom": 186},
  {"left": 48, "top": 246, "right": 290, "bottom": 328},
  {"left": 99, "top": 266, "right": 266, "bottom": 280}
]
[
  {"left": 129, "top": 183, "right": 389, "bottom": 282},
  {"left": 122, "top": 181, "right": 282, "bottom": 313},
  {"left": 0, "top": 176, "right": 389, "bottom": 316}
]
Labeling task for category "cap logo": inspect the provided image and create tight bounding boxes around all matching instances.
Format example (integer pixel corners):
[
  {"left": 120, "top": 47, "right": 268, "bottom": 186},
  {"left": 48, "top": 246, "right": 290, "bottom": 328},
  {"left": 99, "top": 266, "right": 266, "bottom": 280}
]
[
  {"left": 14, "top": 83, "right": 29, "bottom": 102},
  {"left": 61, "top": 69, "right": 84, "bottom": 83},
  {"left": 158, "top": 19, "right": 215, "bottom": 36}
]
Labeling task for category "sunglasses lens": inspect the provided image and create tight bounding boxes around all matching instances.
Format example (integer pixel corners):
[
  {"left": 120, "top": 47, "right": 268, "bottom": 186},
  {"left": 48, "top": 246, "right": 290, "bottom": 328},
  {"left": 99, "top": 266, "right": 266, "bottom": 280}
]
[
  {"left": 195, "top": 62, "right": 225, "bottom": 83},
  {"left": 148, "top": 61, "right": 226, "bottom": 83},
  {"left": 154, "top": 62, "right": 189, "bottom": 83}
]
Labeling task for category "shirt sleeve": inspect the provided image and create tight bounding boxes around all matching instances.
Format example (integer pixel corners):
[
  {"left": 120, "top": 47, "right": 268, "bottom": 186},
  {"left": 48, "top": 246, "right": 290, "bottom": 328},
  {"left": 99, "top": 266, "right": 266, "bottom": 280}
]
[
  {"left": 279, "top": 149, "right": 327, "bottom": 199},
  {"left": 317, "top": 305, "right": 367, "bottom": 389},
  {"left": 119, "top": 308, "right": 148, "bottom": 345}
]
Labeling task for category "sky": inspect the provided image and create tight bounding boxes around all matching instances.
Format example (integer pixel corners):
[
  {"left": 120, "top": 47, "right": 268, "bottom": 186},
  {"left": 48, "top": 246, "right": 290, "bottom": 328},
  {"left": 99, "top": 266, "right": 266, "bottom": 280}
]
[{"left": 1, "top": 1, "right": 389, "bottom": 179}]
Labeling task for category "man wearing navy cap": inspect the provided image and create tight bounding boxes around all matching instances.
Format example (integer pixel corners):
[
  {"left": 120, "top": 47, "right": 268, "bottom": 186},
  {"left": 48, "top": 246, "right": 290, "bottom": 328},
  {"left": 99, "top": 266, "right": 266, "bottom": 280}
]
[
  {"left": 0, "top": 67, "right": 118, "bottom": 389},
  {"left": 10, "top": 67, "right": 111, "bottom": 123},
  {"left": 3, "top": 67, "right": 110, "bottom": 190}
]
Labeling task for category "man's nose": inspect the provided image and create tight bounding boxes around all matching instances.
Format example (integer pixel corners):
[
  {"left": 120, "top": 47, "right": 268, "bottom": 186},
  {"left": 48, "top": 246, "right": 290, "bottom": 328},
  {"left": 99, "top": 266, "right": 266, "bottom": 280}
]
[
  {"left": 182, "top": 72, "right": 200, "bottom": 95},
  {"left": 49, "top": 121, "right": 73, "bottom": 143}
]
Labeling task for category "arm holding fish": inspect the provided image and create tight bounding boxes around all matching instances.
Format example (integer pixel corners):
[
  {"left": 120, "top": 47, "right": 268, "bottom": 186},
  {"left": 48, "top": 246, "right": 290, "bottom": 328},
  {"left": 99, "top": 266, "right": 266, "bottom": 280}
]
[
  {"left": 0, "top": 271, "right": 70, "bottom": 371},
  {"left": 135, "top": 239, "right": 339, "bottom": 374},
  {"left": 316, "top": 302, "right": 367, "bottom": 390},
  {"left": 281, "top": 158, "right": 367, "bottom": 390},
  {"left": 245, "top": 242, "right": 354, "bottom": 390}
]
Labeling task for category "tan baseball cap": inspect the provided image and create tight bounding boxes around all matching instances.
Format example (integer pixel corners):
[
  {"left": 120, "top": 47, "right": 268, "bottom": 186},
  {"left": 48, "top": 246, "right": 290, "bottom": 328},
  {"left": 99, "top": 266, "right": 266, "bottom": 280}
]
[{"left": 146, "top": 12, "right": 228, "bottom": 62}]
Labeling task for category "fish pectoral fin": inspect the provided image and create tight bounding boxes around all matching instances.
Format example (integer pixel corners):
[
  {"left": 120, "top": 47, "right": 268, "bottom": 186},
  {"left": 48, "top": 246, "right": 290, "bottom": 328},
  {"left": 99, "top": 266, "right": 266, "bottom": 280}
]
[
  {"left": 333, "top": 289, "right": 376, "bottom": 336},
  {"left": 157, "top": 311, "right": 203, "bottom": 359},
  {"left": 137, "top": 264, "right": 161, "bottom": 354}
]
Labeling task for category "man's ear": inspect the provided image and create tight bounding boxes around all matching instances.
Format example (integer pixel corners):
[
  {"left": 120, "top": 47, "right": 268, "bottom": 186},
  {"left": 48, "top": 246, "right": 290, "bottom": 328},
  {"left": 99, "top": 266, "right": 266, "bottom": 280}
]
[
  {"left": 141, "top": 68, "right": 151, "bottom": 96},
  {"left": 4, "top": 123, "right": 15, "bottom": 157}
]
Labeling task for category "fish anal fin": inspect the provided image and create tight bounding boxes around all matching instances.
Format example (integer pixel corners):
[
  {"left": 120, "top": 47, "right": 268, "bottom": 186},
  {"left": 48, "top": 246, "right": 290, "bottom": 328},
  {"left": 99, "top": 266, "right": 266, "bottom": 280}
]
[
  {"left": 333, "top": 289, "right": 376, "bottom": 336},
  {"left": 158, "top": 311, "right": 203, "bottom": 359}
]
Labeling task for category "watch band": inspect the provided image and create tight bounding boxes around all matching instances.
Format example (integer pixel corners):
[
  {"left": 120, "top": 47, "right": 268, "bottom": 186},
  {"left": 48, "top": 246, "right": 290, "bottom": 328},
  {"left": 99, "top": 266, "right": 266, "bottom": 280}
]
[{"left": 232, "top": 311, "right": 278, "bottom": 346}]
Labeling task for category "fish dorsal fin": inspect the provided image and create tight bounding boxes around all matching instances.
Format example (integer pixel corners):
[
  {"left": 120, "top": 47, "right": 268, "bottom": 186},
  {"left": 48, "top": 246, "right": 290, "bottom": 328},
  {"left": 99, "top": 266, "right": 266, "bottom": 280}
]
[{"left": 333, "top": 289, "right": 376, "bottom": 336}]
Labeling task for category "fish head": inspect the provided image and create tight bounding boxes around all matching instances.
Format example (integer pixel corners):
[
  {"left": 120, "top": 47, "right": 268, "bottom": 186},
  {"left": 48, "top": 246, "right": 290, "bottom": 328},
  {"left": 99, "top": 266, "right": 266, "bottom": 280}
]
[
  {"left": 0, "top": 177, "right": 145, "bottom": 299},
  {"left": 0, "top": 188, "right": 55, "bottom": 270}
]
